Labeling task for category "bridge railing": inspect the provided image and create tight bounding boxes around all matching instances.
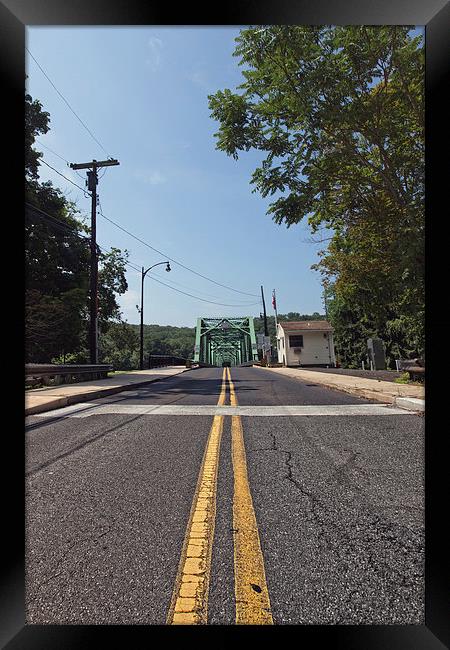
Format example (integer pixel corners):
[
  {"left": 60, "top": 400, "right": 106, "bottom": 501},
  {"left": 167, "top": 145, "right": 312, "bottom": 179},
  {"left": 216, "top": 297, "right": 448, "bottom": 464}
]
[
  {"left": 147, "top": 355, "right": 190, "bottom": 369},
  {"left": 25, "top": 363, "right": 113, "bottom": 387},
  {"left": 395, "top": 358, "right": 425, "bottom": 382}
]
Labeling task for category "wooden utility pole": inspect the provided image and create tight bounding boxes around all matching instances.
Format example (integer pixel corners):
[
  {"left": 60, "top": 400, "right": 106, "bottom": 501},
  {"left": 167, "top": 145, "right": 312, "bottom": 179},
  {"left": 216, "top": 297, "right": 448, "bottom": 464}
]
[
  {"left": 272, "top": 289, "right": 278, "bottom": 331},
  {"left": 260, "top": 285, "right": 271, "bottom": 364},
  {"left": 69, "top": 158, "right": 119, "bottom": 363},
  {"left": 260, "top": 285, "right": 269, "bottom": 336}
]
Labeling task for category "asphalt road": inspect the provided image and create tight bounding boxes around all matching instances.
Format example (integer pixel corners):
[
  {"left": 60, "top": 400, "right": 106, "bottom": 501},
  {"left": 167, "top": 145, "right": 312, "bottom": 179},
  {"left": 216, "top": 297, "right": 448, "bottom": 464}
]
[{"left": 25, "top": 366, "right": 424, "bottom": 625}]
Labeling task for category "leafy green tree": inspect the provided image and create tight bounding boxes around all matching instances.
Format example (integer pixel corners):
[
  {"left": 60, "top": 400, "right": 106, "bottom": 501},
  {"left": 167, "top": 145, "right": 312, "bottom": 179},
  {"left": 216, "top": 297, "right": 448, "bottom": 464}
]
[
  {"left": 209, "top": 26, "right": 424, "bottom": 366},
  {"left": 25, "top": 91, "right": 129, "bottom": 362},
  {"left": 99, "top": 322, "right": 139, "bottom": 370},
  {"left": 25, "top": 91, "right": 50, "bottom": 180},
  {"left": 98, "top": 247, "right": 129, "bottom": 331}
]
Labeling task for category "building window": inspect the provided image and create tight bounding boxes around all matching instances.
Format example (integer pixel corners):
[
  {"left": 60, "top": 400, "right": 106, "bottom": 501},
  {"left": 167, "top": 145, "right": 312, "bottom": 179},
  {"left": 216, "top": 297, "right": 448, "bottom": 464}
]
[{"left": 289, "top": 335, "right": 303, "bottom": 348}]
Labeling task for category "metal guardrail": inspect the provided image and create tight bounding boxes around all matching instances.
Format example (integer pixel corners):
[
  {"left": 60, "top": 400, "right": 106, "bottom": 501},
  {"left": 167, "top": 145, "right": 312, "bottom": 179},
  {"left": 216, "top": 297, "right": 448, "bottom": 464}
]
[
  {"left": 396, "top": 358, "right": 425, "bottom": 381},
  {"left": 25, "top": 364, "right": 113, "bottom": 386},
  {"left": 147, "top": 355, "right": 189, "bottom": 369}
]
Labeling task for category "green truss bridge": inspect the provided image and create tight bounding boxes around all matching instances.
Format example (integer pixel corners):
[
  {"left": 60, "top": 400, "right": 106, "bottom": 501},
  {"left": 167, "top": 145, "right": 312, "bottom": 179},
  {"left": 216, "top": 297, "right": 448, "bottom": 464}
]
[{"left": 193, "top": 317, "right": 259, "bottom": 367}]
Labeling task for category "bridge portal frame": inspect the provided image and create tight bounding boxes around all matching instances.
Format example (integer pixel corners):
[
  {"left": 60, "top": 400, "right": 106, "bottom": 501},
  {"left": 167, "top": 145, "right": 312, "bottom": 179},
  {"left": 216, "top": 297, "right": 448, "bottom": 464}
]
[{"left": 193, "top": 316, "right": 259, "bottom": 366}]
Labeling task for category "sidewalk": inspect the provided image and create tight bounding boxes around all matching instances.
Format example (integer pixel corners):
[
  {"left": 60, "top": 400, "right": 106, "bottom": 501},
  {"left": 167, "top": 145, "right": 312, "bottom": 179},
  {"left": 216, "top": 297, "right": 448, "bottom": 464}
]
[
  {"left": 256, "top": 366, "right": 425, "bottom": 412},
  {"left": 25, "top": 366, "right": 190, "bottom": 416}
]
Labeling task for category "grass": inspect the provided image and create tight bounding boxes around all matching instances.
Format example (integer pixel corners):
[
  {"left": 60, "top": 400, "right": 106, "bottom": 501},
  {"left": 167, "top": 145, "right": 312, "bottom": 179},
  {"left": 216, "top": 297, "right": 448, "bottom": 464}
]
[{"left": 394, "top": 371, "right": 424, "bottom": 386}]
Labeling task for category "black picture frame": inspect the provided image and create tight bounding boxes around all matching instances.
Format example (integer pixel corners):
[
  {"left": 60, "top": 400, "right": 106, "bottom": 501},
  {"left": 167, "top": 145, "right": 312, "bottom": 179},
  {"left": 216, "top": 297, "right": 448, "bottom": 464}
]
[{"left": 1, "top": 0, "right": 448, "bottom": 647}]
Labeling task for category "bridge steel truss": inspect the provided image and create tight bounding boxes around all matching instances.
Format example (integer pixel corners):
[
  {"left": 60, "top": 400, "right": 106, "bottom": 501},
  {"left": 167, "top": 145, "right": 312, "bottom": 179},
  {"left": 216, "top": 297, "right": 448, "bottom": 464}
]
[{"left": 193, "top": 317, "right": 259, "bottom": 367}]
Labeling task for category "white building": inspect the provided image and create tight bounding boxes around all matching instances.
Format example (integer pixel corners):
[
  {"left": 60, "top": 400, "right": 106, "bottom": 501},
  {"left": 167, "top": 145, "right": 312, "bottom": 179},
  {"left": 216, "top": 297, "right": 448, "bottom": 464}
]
[{"left": 276, "top": 321, "right": 336, "bottom": 367}]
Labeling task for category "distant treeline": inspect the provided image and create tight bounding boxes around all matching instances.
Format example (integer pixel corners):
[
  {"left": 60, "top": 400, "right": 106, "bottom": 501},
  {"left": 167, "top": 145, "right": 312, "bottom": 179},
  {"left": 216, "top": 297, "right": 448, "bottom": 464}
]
[{"left": 99, "top": 314, "right": 325, "bottom": 371}]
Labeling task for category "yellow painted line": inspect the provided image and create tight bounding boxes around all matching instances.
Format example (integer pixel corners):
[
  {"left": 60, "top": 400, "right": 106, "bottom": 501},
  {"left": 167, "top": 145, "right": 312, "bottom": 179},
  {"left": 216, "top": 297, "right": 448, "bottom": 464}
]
[
  {"left": 218, "top": 366, "right": 227, "bottom": 405},
  {"left": 228, "top": 367, "right": 273, "bottom": 624},
  {"left": 227, "top": 366, "right": 236, "bottom": 406},
  {"left": 167, "top": 368, "right": 227, "bottom": 624}
]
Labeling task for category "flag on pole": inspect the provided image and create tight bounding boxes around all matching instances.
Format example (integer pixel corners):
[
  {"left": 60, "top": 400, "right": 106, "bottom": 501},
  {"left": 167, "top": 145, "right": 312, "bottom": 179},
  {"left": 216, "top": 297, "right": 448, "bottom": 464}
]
[{"left": 272, "top": 290, "right": 276, "bottom": 310}]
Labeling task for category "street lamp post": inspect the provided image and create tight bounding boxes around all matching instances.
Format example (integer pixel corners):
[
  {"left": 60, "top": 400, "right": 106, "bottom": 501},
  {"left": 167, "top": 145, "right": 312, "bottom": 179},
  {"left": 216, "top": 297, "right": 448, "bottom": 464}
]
[{"left": 139, "top": 261, "right": 171, "bottom": 370}]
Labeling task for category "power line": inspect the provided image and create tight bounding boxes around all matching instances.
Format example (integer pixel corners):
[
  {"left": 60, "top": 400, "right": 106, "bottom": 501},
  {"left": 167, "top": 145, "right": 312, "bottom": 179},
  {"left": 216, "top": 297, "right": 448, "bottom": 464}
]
[
  {"left": 148, "top": 269, "right": 262, "bottom": 304},
  {"left": 97, "top": 202, "right": 260, "bottom": 298},
  {"left": 127, "top": 264, "right": 260, "bottom": 305},
  {"left": 39, "top": 158, "right": 89, "bottom": 195},
  {"left": 35, "top": 140, "right": 86, "bottom": 181},
  {"left": 35, "top": 139, "right": 69, "bottom": 164},
  {"left": 25, "top": 202, "right": 90, "bottom": 239},
  {"left": 32, "top": 152, "right": 259, "bottom": 300},
  {"left": 25, "top": 203, "right": 259, "bottom": 306},
  {"left": 27, "top": 48, "right": 112, "bottom": 158},
  {"left": 148, "top": 275, "right": 261, "bottom": 308},
  {"left": 25, "top": 203, "right": 137, "bottom": 268},
  {"left": 27, "top": 52, "right": 259, "bottom": 301}
]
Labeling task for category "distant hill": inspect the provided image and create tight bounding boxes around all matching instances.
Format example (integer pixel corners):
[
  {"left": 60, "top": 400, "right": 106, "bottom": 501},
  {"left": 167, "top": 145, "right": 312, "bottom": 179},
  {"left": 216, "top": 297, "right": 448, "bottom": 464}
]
[{"left": 127, "top": 323, "right": 196, "bottom": 359}]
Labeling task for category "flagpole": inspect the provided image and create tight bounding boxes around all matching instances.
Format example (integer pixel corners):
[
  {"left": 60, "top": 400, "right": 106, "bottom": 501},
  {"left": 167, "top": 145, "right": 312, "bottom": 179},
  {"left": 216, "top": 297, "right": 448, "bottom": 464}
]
[{"left": 272, "top": 290, "right": 278, "bottom": 330}]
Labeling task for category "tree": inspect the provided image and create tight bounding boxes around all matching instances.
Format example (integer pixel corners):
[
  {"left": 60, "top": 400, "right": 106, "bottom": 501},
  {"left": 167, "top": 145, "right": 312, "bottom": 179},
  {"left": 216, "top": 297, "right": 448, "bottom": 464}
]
[
  {"left": 208, "top": 26, "right": 424, "bottom": 366},
  {"left": 25, "top": 90, "right": 129, "bottom": 362},
  {"left": 98, "top": 247, "right": 129, "bottom": 331},
  {"left": 25, "top": 91, "right": 49, "bottom": 180},
  {"left": 99, "top": 322, "right": 139, "bottom": 370}
]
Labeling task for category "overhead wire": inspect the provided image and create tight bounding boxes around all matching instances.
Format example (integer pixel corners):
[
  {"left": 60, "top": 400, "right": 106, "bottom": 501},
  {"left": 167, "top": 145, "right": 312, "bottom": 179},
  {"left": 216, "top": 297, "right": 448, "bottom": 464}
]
[
  {"left": 39, "top": 158, "right": 89, "bottom": 196},
  {"left": 32, "top": 141, "right": 259, "bottom": 300},
  {"left": 26, "top": 48, "right": 112, "bottom": 159},
  {"left": 97, "top": 201, "right": 260, "bottom": 298},
  {"left": 25, "top": 203, "right": 261, "bottom": 308},
  {"left": 25, "top": 202, "right": 139, "bottom": 273},
  {"left": 27, "top": 52, "right": 259, "bottom": 301},
  {"left": 31, "top": 137, "right": 260, "bottom": 303},
  {"left": 35, "top": 140, "right": 86, "bottom": 181},
  {"left": 35, "top": 139, "right": 69, "bottom": 164},
  {"left": 148, "top": 269, "right": 261, "bottom": 304},
  {"left": 148, "top": 275, "right": 262, "bottom": 308}
]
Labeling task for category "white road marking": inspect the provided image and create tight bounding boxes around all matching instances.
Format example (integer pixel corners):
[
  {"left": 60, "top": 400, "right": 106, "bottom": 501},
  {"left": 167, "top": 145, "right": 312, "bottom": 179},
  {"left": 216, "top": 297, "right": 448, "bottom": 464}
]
[{"left": 31, "top": 403, "right": 411, "bottom": 418}]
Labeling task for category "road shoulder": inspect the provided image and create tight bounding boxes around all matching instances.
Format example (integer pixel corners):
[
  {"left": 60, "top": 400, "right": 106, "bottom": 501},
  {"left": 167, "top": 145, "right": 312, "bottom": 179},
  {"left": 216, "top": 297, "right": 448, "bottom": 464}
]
[
  {"left": 25, "top": 367, "right": 190, "bottom": 416},
  {"left": 254, "top": 365, "right": 425, "bottom": 413}
]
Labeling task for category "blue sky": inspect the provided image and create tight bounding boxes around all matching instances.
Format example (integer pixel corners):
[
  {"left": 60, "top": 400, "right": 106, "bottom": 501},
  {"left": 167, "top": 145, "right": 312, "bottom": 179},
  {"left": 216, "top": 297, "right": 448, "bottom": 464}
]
[{"left": 26, "top": 27, "right": 360, "bottom": 327}]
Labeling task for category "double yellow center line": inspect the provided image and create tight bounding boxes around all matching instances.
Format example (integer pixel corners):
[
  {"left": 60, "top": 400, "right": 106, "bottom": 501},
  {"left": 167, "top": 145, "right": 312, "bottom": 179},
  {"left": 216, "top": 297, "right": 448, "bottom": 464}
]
[{"left": 167, "top": 368, "right": 273, "bottom": 625}]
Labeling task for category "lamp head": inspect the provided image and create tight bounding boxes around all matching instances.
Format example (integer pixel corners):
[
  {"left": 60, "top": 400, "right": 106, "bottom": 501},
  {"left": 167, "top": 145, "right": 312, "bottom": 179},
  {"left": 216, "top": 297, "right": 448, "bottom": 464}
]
[{"left": 166, "top": 262, "right": 171, "bottom": 272}]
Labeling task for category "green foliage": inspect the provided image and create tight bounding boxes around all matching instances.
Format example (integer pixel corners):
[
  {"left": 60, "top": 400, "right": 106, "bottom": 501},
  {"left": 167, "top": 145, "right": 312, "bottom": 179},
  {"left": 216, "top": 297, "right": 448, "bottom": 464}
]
[
  {"left": 52, "top": 350, "right": 90, "bottom": 365},
  {"left": 209, "top": 26, "right": 424, "bottom": 368},
  {"left": 25, "top": 91, "right": 129, "bottom": 363},
  {"left": 394, "top": 372, "right": 410, "bottom": 384},
  {"left": 96, "top": 323, "right": 198, "bottom": 370},
  {"left": 98, "top": 247, "right": 130, "bottom": 331},
  {"left": 25, "top": 92, "right": 50, "bottom": 180},
  {"left": 141, "top": 324, "right": 196, "bottom": 360},
  {"left": 99, "top": 322, "right": 139, "bottom": 370}
]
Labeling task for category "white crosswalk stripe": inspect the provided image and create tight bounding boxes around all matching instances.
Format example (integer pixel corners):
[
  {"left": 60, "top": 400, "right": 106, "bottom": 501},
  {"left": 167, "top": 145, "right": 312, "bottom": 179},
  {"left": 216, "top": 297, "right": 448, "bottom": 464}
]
[{"left": 31, "top": 403, "right": 411, "bottom": 418}]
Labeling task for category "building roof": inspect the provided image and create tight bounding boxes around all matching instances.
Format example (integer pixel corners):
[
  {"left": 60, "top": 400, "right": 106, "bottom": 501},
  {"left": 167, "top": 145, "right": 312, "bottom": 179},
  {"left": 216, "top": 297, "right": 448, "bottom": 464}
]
[{"left": 278, "top": 320, "right": 333, "bottom": 332}]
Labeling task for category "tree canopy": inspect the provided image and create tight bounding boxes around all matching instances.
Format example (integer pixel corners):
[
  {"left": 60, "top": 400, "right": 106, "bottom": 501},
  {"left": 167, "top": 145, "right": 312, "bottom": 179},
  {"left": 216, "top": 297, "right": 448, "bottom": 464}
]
[
  {"left": 208, "top": 26, "right": 424, "bottom": 367},
  {"left": 25, "top": 90, "right": 129, "bottom": 363}
]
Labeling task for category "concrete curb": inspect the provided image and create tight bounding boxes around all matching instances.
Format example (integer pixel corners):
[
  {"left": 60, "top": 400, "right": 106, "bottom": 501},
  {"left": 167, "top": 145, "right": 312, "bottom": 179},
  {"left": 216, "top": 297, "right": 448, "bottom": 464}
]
[
  {"left": 25, "top": 368, "right": 191, "bottom": 416},
  {"left": 395, "top": 397, "right": 425, "bottom": 412},
  {"left": 254, "top": 364, "right": 425, "bottom": 411},
  {"left": 25, "top": 396, "right": 70, "bottom": 415}
]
